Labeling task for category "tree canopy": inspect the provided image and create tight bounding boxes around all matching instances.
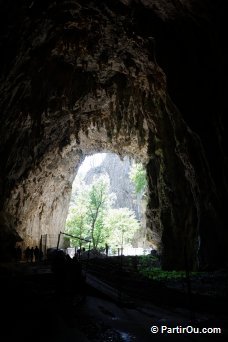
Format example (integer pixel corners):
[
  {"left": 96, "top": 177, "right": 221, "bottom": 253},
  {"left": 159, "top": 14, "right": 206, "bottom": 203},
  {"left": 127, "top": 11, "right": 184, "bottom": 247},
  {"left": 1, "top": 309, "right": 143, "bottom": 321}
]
[
  {"left": 65, "top": 173, "right": 140, "bottom": 251},
  {"left": 104, "top": 207, "right": 140, "bottom": 248},
  {"left": 129, "top": 162, "right": 147, "bottom": 194}
]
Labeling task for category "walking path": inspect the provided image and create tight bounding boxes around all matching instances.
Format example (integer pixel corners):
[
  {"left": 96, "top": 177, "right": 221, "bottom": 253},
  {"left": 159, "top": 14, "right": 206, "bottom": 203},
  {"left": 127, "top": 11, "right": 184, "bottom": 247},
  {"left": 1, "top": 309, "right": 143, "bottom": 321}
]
[{"left": 0, "top": 261, "right": 227, "bottom": 341}]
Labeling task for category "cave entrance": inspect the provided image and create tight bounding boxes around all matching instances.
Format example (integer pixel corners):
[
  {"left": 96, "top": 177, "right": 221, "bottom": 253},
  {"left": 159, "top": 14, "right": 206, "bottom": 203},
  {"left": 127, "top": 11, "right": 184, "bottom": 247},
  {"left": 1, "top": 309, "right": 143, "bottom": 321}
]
[
  {"left": 64, "top": 152, "right": 151, "bottom": 258},
  {"left": 7, "top": 113, "right": 153, "bottom": 263}
]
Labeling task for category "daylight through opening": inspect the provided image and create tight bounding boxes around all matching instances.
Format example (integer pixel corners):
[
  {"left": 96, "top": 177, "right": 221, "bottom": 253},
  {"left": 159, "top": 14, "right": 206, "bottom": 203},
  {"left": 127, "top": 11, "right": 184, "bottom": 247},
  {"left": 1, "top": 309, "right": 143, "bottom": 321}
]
[{"left": 64, "top": 153, "right": 152, "bottom": 259}]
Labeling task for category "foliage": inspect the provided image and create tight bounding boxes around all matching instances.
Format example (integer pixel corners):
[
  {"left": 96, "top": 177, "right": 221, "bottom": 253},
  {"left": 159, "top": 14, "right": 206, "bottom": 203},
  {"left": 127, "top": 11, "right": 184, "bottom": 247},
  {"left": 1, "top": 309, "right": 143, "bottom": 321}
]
[
  {"left": 65, "top": 176, "right": 90, "bottom": 247},
  {"left": 65, "top": 205, "right": 89, "bottom": 248},
  {"left": 136, "top": 255, "right": 201, "bottom": 281},
  {"left": 129, "top": 162, "right": 147, "bottom": 194},
  {"left": 104, "top": 207, "right": 140, "bottom": 248},
  {"left": 139, "top": 267, "right": 186, "bottom": 280},
  {"left": 65, "top": 173, "right": 140, "bottom": 250},
  {"left": 86, "top": 174, "right": 115, "bottom": 249},
  {"left": 66, "top": 174, "right": 115, "bottom": 249}
]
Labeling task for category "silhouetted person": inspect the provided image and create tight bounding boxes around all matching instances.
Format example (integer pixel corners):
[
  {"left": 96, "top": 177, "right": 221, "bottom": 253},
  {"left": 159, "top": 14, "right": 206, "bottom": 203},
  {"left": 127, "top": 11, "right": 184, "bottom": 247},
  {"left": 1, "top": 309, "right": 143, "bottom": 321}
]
[
  {"left": 77, "top": 248, "right": 81, "bottom": 259},
  {"left": 105, "top": 243, "right": 109, "bottom": 257},
  {"left": 34, "top": 246, "right": 39, "bottom": 262},
  {"left": 39, "top": 249, "right": 44, "bottom": 262},
  {"left": 24, "top": 247, "right": 31, "bottom": 263},
  {"left": 30, "top": 247, "right": 34, "bottom": 263},
  {"left": 71, "top": 254, "right": 84, "bottom": 298}
]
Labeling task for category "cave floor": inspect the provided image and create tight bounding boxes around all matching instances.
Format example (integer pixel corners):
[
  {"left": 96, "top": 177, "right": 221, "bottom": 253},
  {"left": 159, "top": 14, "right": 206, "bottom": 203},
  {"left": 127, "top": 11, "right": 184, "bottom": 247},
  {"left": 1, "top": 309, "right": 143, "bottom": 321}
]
[{"left": 0, "top": 261, "right": 227, "bottom": 342}]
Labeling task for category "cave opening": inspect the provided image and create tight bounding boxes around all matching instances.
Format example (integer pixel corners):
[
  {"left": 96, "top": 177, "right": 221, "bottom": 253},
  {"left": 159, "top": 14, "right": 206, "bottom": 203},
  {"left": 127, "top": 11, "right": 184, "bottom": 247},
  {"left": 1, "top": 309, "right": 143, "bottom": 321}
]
[
  {"left": 10, "top": 115, "right": 151, "bottom": 259},
  {"left": 64, "top": 152, "right": 151, "bottom": 257}
]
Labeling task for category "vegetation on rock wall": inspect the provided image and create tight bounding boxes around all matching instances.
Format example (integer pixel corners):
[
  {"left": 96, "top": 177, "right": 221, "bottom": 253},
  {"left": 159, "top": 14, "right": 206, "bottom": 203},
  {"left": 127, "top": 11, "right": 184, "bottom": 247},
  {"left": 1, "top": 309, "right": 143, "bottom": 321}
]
[{"left": 129, "top": 161, "right": 147, "bottom": 195}]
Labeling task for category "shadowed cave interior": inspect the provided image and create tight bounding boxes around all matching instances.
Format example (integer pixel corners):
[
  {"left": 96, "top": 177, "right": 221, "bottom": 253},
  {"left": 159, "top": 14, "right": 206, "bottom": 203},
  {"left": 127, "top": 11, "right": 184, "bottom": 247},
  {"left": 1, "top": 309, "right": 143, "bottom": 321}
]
[{"left": 0, "top": 0, "right": 228, "bottom": 341}]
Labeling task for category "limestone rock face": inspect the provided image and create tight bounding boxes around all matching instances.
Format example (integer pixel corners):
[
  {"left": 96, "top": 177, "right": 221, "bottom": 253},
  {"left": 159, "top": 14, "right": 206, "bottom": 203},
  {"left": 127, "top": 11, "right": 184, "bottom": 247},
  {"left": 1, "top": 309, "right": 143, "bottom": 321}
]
[
  {"left": 84, "top": 153, "right": 139, "bottom": 216},
  {"left": 3, "top": 146, "right": 81, "bottom": 247},
  {"left": 0, "top": 0, "right": 227, "bottom": 270}
]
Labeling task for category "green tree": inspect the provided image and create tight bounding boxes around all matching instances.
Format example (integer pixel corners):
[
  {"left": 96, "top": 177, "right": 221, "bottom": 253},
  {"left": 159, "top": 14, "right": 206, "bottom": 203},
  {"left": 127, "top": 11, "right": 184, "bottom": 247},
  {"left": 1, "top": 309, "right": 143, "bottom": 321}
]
[
  {"left": 65, "top": 205, "right": 89, "bottom": 249},
  {"left": 65, "top": 174, "right": 115, "bottom": 250},
  {"left": 66, "top": 171, "right": 141, "bottom": 252},
  {"left": 86, "top": 175, "right": 114, "bottom": 249},
  {"left": 66, "top": 177, "right": 90, "bottom": 248},
  {"left": 104, "top": 207, "right": 140, "bottom": 249},
  {"left": 129, "top": 162, "right": 147, "bottom": 194}
]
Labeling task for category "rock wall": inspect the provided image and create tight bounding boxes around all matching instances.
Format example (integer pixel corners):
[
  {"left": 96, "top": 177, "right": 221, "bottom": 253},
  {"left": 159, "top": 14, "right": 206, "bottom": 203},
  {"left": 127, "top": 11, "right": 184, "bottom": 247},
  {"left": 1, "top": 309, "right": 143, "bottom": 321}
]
[
  {"left": 0, "top": 0, "right": 227, "bottom": 270},
  {"left": 84, "top": 153, "right": 140, "bottom": 216},
  {"left": 3, "top": 145, "right": 81, "bottom": 247}
]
